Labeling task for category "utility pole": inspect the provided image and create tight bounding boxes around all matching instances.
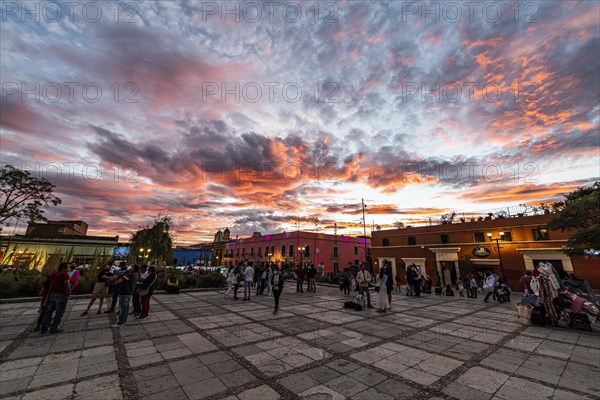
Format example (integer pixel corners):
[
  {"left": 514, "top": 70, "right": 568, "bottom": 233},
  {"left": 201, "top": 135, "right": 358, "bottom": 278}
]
[{"left": 362, "top": 198, "right": 369, "bottom": 272}]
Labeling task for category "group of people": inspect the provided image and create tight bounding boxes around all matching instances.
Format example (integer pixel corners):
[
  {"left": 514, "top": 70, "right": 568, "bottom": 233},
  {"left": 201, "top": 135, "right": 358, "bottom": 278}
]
[
  {"left": 224, "top": 261, "right": 286, "bottom": 313},
  {"left": 36, "top": 261, "right": 158, "bottom": 334}
]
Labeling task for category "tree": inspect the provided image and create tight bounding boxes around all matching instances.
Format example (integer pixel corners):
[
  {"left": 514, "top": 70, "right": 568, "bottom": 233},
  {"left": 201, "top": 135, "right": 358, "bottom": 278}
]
[
  {"left": 129, "top": 215, "right": 174, "bottom": 265},
  {"left": 392, "top": 220, "right": 405, "bottom": 229},
  {"left": 0, "top": 165, "right": 62, "bottom": 230},
  {"left": 548, "top": 182, "right": 600, "bottom": 255}
]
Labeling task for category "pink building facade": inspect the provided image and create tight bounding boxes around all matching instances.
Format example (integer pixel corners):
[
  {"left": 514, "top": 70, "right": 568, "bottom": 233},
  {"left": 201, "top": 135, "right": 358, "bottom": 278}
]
[{"left": 224, "top": 231, "right": 371, "bottom": 274}]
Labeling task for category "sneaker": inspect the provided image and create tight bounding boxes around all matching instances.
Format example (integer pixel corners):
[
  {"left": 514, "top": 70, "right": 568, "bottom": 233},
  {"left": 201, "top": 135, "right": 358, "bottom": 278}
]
[
  {"left": 111, "top": 323, "right": 125, "bottom": 328},
  {"left": 141, "top": 316, "right": 148, "bottom": 320},
  {"left": 80, "top": 311, "right": 88, "bottom": 316}
]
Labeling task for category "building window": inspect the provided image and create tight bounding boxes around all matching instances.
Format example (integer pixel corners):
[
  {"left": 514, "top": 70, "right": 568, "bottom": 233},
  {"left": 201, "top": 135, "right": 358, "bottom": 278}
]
[
  {"left": 289, "top": 244, "right": 294, "bottom": 257},
  {"left": 440, "top": 234, "right": 449, "bottom": 244},
  {"left": 258, "top": 247, "right": 262, "bottom": 257},
  {"left": 242, "top": 248, "right": 245, "bottom": 257},
  {"left": 408, "top": 236, "right": 417, "bottom": 245},
  {"left": 354, "top": 246, "right": 358, "bottom": 255},
  {"left": 532, "top": 227, "right": 549, "bottom": 240},
  {"left": 382, "top": 238, "right": 390, "bottom": 247},
  {"left": 236, "top": 248, "right": 239, "bottom": 257},
  {"left": 503, "top": 231, "right": 513, "bottom": 241},
  {"left": 473, "top": 232, "right": 485, "bottom": 242},
  {"left": 304, "top": 245, "right": 310, "bottom": 257},
  {"left": 333, "top": 246, "right": 339, "bottom": 258},
  {"left": 281, "top": 245, "right": 286, "bottom": 256},
  {"left": 250, "top": 247, "right": 254, "bottom": 256}
]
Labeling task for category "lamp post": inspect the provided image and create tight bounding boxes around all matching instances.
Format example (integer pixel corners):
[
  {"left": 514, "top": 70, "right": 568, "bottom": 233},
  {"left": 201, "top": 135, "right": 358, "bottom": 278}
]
[
  {"left": 487, "top": 232, "right": 505, "bottom": 278},
  {"left": 297, "top": 246, "right": 306, "bottom": 266},
  {"left": 139, "top": 248, "right": 151, "bottom": 265}
]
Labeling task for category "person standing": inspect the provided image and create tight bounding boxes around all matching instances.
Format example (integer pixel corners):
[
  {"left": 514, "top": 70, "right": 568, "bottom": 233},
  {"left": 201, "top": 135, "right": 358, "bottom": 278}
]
[
  {"left": 260, "top": 266, "right": 268, "bottom": 295},
  {"left": 137, "top": 266, "right": 157, "bottom": 320},
  {"left": 243, "top": 262, "right": 254, "bottom": 301},
  {"left": 469, "top": 275, "right": 478, "bottom": 299},
  {"left": 266, "top": 263, "right": 273, "bottom": 296},
  {"left": 81, "top": 264, "right": 114, "bottom": 316},
  {"left": 483, "top": 272, "right": 496, "bottom": 303},
  {"left": 225, "top": 265, "right": 234, "bottom": 299},
  {"left": 272, "top": 265, "right": 284, "bottom": 313},
  {"left": 295, "top": 265, "right": 305, "bottom": 293},
  {"left": 409, "top": 264, "right": 422, "bottom": 297},
  {"left": 520, "top": 271, "right": 533, "bottom": 294},
  {"left": 375, "top": 268, "right": 390, "bottom": 313},
  {"left": 457, "top": 280, "right": 465, "bottom": 298},
  {"left": 356, "top": 264, "right": 373, "bottom": 308},
  {"left": 113, "top": 264, "right": 137, "bottom": 328},
  {"left": 395, "top": 272, "right": 402, "bottom": 292},
  {"left": 233, "top": 262, "right": 243, "bottom": 300},
  {"left": 308, "top": 264, "right": 317, "bottom": 292},
  {"left": 40, "top": 262, "right": 71, "bottom": 334},
  {"left": 68, "top": 262, "right": 80, "bottom": 292},
  {"left": 384, "top": 262, "right": 393, "bottom": 308},
  {"left": 132, "top": 265, "right": 146, "bottom": 318},
  {"left": 105, "top": 262, "right": 125, "bottom": 313},
  {"left": 342, "top": 272, "right": 351, "bottom": 296}
]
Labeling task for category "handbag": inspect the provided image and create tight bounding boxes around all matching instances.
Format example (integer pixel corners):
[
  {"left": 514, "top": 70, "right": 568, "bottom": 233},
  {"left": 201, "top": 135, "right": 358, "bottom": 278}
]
[{"left": 139, "top": 275, "right": 156, "bottom": 297}]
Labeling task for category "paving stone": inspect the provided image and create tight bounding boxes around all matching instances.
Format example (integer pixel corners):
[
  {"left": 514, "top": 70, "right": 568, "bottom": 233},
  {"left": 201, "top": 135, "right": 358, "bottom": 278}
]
[
  {"left": 21, "top": 383, "right": 74, "bottom": 400},
  {"left": 237, "top": 384, "right": 280, "bottom": 400},
  {"left": 183, "top": 376, "right": 228, "bottom": 399}
]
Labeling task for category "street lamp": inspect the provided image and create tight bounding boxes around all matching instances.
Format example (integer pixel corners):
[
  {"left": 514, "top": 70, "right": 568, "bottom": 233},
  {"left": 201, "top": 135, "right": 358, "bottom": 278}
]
[
  {"left": 487, "top": 232, "right": 505, "bottom": 278},
  {"left": 267, "top": 251, "right": 273, "bottom": 262},
  {"left": 298, "top": 246, "right": 306, "bottom": 266}
]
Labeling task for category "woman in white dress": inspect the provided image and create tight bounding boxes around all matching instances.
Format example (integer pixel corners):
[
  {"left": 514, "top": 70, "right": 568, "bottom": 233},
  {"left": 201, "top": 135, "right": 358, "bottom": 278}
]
[
  {"left": 376, "top": 269, "right": 390, "bottom": 312},
  {"left": 225, "top": 265, "right": 234, "bottom": 299}
]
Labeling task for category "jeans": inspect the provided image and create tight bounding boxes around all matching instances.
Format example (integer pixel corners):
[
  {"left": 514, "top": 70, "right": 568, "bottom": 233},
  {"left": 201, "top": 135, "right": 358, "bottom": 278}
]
[
  {"left": 117, "top": 295, "right": 131, "bottom": 325},
  {"left": 308, "top": 278, "right": 316, "bottom": 292},
  {"left": 233, "top": 283, "right": 239, "bottom": 299},
  {"left": 470, "top": 287, "right": 478, "bottom": 298},
  {"left": 140, "top": 294, "right": 151, "bottom": 318},
  {"left": 244, "top": 281, "right": 252, "bottom": 300},
  {"left": 296, "top": 279, "right": 304, "bottom": 292},
  {"left": 41, "top": 293, "right": 68, "bottom": 333}
]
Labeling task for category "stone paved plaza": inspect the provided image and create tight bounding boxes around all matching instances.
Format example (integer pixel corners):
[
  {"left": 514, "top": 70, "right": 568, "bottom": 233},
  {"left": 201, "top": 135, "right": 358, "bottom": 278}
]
[{"left": 1, "top": 285, "right": 599, "bottom": 400}]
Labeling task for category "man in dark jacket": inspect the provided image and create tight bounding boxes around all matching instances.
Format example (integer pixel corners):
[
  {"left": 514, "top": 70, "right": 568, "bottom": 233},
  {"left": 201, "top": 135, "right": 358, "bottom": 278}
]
[{"left": 113, "top": 263, "right": 137, "bottom": 328}]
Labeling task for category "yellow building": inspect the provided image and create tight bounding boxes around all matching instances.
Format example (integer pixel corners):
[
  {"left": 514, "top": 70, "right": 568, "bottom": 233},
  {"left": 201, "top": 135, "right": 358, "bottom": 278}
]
[{"left": 0, "top": 221, "right": 118, "bottom": 270}]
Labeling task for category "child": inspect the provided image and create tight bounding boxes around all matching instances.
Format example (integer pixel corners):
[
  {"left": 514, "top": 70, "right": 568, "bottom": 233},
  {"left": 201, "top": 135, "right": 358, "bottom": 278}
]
[
  {"left": 457, "top": 281, "right": 465, "bottom": 298},
  {"left": 445, "top": 284, "right": 455, "bottom": 296}
]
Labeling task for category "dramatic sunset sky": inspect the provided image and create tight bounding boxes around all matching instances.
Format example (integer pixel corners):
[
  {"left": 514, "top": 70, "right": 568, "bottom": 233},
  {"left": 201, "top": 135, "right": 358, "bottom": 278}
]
[{"left": 1, "top": 0, "right": 598, "bottom": 244}]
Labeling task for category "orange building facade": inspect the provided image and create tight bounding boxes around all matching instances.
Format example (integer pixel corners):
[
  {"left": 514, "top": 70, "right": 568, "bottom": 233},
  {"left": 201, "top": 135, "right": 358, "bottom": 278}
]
[{"left": 371, "top": 214, "right": 599, "bottom": 290}]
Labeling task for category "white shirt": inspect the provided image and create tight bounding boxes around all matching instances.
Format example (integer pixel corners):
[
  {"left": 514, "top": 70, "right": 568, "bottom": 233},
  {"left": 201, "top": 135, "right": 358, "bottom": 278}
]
[
  {"left": 356, "top": 270, "right": 372, "bottom": 287},
  {"left": 244, "top": 266, "right": 254, "bottom": 282}
]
